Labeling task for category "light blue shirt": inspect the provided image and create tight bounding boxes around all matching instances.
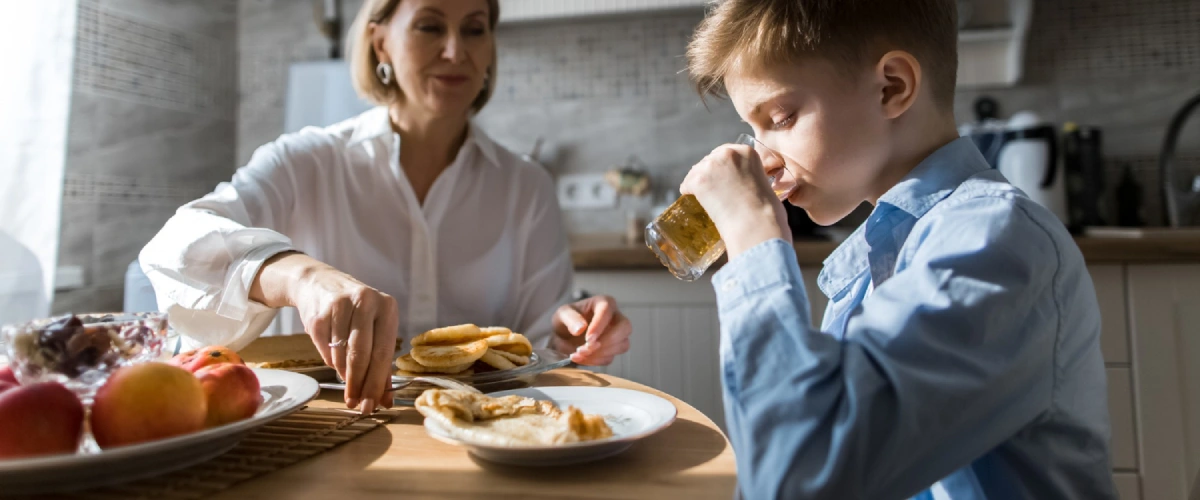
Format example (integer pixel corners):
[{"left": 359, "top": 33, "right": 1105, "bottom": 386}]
[{"left": 711, "top": 138, "right": 1115, "bottom": 500}]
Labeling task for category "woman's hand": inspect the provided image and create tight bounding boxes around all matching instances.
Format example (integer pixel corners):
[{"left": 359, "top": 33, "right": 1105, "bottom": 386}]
[
  {"left": 252, "top": 252, "right": 399, "bottom": 413},
  {"left": 552, "top": 295, "right": 632, "bottom": 366},
  {"left": 679, "top": 145, "right": 791, "bottom": 259}
]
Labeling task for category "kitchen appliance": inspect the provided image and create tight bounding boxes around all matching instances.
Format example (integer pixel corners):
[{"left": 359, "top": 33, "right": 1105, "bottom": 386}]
[
  {"left": 961, "top": 102, "right": 1068, "bottom": 225},
  {"left": 1115, "top": 164, "right": 1145, "bottom": 227},
  {"left": 1062, "top": 122, "right": 1106, "bottom": 233},
  {"left": 1161, "top": 90, "right": 1200, "bottom": 227},
  {"left": 283, "top": 60, "right": 373, "bottom": 135}
]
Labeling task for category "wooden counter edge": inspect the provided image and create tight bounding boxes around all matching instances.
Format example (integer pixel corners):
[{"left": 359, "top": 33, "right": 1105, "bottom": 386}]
[{"left": 571, "top": 235, "right": 1200, "bottom": 270}]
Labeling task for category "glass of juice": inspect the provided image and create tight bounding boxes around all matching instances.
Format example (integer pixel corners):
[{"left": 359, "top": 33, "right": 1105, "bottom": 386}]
[{"left": 645, "top": 134, "right": 797, "bottom": 281}]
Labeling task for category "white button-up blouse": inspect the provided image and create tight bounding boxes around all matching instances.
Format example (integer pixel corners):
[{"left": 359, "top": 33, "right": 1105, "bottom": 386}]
[{"left": 139, "top": 107, "right": 574, "bottom": 351}]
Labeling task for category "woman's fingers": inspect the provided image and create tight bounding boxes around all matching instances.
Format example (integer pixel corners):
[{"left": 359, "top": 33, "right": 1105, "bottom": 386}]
[
  {"left": 573, "top": 315, "right": 632, "bottom": 365},
  {"left": 329, "top": 297, "right": 353, "bottom": 382},
  {"left": 344, "top": 293, "right": 377, "bottom": 409},
  {"left": 363, "top": 296, "right": 399, "bottom": 410},
  {"left": 553, "top": 304, "right": 589, "bottom": 337},
  {"left": 584, "top": 297, "right": 615, "bottom": 345},
  {"left": 308, "top": 315, "right": 334, "bottom": 369}
]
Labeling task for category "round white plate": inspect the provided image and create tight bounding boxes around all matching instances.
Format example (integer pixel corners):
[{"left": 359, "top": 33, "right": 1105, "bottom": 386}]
[
  {"left": 422, "top": 386, "right": 677, "bottom": 466},
  {"left": 0, "top": 368, "right": 319, "bottom": 495}
]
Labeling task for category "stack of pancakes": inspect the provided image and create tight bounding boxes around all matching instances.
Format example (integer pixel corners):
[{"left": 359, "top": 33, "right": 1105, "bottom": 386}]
[{"left": 394, "top": 324, "right": 533, "bottom": 377}]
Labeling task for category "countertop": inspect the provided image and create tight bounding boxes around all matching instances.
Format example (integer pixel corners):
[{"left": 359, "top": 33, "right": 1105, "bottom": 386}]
[{"left": 571, "top": 229, "right": 1200, "bottom": 270}]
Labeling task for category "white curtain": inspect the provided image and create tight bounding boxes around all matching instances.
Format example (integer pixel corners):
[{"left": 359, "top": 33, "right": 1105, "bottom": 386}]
[{"left": 0, "top": 0, "right": 78, "bottom": 325}]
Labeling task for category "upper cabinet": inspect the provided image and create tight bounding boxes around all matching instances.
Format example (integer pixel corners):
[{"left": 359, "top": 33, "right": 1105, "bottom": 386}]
[
  {"left": 498, "top": 0, "right": 1034, "bottom": 88},
  {"left": 957, "top": 0, "right": 1033, "bottom": 88},
  {"left": 498, "top": 0, "right": 709, "bottom": 24}
]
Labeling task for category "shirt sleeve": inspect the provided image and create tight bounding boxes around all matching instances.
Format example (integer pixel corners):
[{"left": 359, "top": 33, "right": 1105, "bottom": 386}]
[
  {"left": 509, "top": 169, "right": 573, "bottom": 348},
  {"left": 711, "top": 199, "right": 1061, "bottom": 499},
  {"left": 139, "top": 137, "right": 307, "bottom": 351}
]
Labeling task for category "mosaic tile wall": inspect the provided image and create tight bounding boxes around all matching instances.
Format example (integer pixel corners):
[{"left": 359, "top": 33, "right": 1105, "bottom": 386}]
[
  {"left": 234, "top": 0, "right": 1200, "bottom": 231},
  {"left": 55, "top": 0, "right": 238, "bottom": 314},
  {"left": 491, "top": 15, "right": 698, "bottom": 102}
]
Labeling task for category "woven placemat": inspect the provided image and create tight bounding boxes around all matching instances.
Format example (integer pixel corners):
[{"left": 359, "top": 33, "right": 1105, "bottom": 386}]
[{"left": 60, "top": 407, "right": 392, "bottom": 500}]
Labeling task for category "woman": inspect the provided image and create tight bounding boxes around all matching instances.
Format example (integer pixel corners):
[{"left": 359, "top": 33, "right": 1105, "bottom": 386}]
[{"left": 139, "top": 0, "right": 632, "bottom": 414}]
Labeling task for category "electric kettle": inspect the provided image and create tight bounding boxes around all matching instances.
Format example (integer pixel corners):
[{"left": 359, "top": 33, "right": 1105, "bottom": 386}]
[{"left": 962, "top": 110, "right": 1068, "bottom": 224}]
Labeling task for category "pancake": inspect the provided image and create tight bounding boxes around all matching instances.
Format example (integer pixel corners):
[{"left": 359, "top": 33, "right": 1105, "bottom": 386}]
[
  {"left": 410, "top": 339, "right": 489, "bottom": 368},
  {"left": 414, "top": 389, "right": 612, "bottom": 446}
]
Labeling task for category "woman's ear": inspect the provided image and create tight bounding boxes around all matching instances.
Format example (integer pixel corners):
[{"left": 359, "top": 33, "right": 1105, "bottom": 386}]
[
  {"left": 875, "top": 50, "right": 921, "bottom": 120},
  {"left": 369, "top": 21, "right": 389, "bottom": 64}
]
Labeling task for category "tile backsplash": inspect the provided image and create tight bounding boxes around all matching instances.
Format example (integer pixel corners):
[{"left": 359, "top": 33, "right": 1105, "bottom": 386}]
[
  {"left": 54, "top": 0, "right": 237, "bottom": 314},
  {"left": 237, "top": 0, "right": 1200, "bottom": 233}
]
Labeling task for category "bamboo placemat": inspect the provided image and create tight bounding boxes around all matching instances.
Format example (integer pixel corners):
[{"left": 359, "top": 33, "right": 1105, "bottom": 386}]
[{"left": 59, "top": 407, "right": 392, "bottom": 500}]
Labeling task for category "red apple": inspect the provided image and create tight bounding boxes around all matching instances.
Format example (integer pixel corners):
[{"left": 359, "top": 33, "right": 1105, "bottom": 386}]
[
  {"left": 195, "top": 363, "right": 262, "bottom": 427},
  {"left": 91, "top": 362, "right": 207, "bottom": 448},
  {"left": 0, "top": 382, "right": 84, "bottom": 459},
  {"left": 169, "top": 345, "right": 244, "bottom": 373},
  {"left": 0, "top": 365, "right": 18, "bottom": 386},
  {"left": 0, "top": 381, "right": 15, "bottom": 395}
]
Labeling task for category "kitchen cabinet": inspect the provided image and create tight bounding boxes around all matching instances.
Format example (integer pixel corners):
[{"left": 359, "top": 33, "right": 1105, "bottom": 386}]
[
  {"left": 497, "top": 0, "right": 707, "bottom": 24},
  {"left": 956, "top": 0, "right": 1033, "bottom": 87},
  {"left": 576, "top": 262, "right": 1200, "bottom": 498},
  {"left": 1127, "top": 264, "right": 1200, "bottom": 500}
]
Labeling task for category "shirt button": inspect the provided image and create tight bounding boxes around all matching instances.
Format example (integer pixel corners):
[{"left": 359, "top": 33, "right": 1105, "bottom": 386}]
[{"left": 722, "top": 279, "right": 738, "bottom": 292}]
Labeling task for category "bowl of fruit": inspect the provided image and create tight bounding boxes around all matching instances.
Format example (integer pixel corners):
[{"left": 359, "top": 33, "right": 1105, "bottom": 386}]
[{"left": 0, "top": 313, "right": 319, "bottom": 495}]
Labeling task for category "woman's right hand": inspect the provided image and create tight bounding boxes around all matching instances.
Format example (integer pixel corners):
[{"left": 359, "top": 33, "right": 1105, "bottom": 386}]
[{"left": 251, "top": 252, "right": 399, "bottom": 413}]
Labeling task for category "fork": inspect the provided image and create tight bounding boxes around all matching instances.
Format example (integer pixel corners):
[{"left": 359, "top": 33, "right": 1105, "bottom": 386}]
[{"left": 318, "top": 376, "right": 482, "bottom": 394}]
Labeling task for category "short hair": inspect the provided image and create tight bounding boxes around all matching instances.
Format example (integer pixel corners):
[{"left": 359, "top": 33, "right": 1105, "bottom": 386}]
[
  {"left": 686, "top": 0, "right": 958, "bottom": 108},
  {"left": 349, "top": 0, "right": 500, "bottom": 112}
]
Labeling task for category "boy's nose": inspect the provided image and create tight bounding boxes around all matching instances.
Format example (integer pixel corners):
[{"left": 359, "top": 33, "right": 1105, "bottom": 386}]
[{"left": 759, "top": 149, "right": 785, "bottom": 172}]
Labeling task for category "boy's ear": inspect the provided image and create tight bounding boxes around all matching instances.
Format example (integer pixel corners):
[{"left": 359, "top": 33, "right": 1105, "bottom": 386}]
[{"left": 874, "top": 50, "right": 921, "bottom": 120}]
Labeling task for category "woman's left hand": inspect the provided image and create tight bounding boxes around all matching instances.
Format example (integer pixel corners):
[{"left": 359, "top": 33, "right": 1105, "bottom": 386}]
[{"left": 552, "top": 295, "right": 632, "bottom": 366}]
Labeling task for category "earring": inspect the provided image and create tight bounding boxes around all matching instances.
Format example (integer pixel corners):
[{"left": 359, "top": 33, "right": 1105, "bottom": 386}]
[{"left": 376, "top": 62, "right": 393, "bottom": 85}]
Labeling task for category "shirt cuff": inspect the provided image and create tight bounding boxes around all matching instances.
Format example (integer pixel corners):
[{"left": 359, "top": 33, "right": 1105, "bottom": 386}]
[
  {"left": 711, "top": 238, "right": 804, "bottom": 310},
  {"left": 216, "top": 241, "right": 297, "bottom": 321}
]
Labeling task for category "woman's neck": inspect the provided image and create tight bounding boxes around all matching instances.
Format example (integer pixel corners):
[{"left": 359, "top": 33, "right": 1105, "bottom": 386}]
[
  {"left": 388, "top": 104, "right": 471, "bottom": 204},
  {"left": 388, "top": 105, "right": 470, "bottom": 166}
]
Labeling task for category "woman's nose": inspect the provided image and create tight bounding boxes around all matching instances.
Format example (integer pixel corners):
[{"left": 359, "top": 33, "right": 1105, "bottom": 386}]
[{"left": 442, "top": 33, "right": 465, "bottom": 62}]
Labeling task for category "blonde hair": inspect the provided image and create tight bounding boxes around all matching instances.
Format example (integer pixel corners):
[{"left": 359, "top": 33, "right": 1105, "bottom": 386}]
[
  {"left": 687, "top": 0, "right": 958, "bottom": 108},
  {"left": 349, "top": 0, "right": 500, "bottom": 112}
]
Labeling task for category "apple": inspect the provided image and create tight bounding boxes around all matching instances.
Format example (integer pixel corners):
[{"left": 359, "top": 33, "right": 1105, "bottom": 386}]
[
  {"left": 195, "top": 363, "right": 263, "bottom": 427},
  {"left": 0, "top": 382, "right": 84, "bottom": 459},
  {"left": 169, "top": 345, "right": 244, "bottom": 373},
  {"left": 0, "top": 365, "right": 18, "bottom": 386},
  {"left": 90, "top": 362, "right": 207, "bottom": 448}
]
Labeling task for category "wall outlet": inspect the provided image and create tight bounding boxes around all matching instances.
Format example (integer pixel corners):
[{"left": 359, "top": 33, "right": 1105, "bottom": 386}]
[{"left": 557, "top": 173, "right": 618, "bottom": 210}]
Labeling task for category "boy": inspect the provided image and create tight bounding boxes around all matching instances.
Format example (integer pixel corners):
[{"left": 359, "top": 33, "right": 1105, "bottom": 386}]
[{"left": 679, "top": 1, "right": 1115, "bottom": 499}]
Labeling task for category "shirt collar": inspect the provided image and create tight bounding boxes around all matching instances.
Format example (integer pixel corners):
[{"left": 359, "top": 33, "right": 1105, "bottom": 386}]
[
  {"left": 348, "top": 106, "right": 503, "bottom": 168},
  {"left": 817, "top": 137, "right": 990, "bottom": 298},
  {"left": 874, "top": 137, "right": 990, "bottom": 220}
]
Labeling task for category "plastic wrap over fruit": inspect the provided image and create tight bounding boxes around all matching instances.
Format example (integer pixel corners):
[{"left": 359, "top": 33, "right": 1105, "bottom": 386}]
[{"left": 2, "top": 313, "right": 168, "bottom": 401}]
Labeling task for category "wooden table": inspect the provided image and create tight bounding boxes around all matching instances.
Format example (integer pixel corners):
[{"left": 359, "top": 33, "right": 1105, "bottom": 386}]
[{"left": 209, "top": 369, "right": 738, "bottom": 500}]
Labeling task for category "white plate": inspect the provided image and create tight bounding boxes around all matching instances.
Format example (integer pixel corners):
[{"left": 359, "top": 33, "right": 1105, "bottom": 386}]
[
  {"left": 0, "top": 368, "right": 319, "bottom": 495},
  {"left": 422, "top": 386, "right": 677, "bottom": 466}
]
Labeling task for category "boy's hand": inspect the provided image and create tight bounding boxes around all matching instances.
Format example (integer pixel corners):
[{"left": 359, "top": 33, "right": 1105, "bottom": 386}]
[{"left": 679, "top": 145, "right": 791, "bottom": 259}]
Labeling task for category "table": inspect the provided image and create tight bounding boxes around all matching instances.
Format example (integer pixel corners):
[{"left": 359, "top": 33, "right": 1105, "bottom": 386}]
[{"left": 209, "top": 369, "right": 739, "bottom": 500}]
